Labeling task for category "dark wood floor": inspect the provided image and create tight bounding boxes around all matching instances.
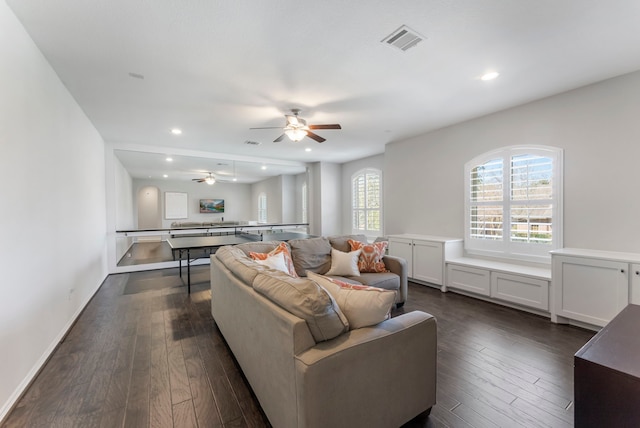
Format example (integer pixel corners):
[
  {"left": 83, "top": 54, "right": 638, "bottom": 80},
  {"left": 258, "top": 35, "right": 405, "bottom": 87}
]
[{"left": 2, "top": 267, "right": 594, "bottom": 428}]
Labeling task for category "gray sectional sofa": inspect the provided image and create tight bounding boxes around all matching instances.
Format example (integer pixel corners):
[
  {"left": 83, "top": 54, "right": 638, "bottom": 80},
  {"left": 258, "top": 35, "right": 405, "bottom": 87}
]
[{"left": 210, "top": 235, "right": 437, "bottom": 428}]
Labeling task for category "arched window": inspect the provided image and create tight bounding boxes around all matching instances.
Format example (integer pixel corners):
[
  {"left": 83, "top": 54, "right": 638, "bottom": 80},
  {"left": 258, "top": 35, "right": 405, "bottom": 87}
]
[
  {"left": 301, "top": 182, "right": 308, "bottom": 224},
  {"left": 465, "top": 145, "right": 563, "bottom": 261},
  {"left": 258, "top": 192, "right": 267, "bottom": 223},
  {"left": 352, "top": 168, "right": 382, "bottom": 236}
]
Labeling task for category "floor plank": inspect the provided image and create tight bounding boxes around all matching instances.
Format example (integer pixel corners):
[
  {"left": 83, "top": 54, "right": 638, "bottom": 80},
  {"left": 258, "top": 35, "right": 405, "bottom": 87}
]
[{"left": 2, "top": 266, "right": 594, "bottom": 427}]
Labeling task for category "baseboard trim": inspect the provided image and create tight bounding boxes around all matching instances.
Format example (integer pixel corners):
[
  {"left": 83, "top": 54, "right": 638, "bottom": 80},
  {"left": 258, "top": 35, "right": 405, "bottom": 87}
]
[{"left": 0, "top": 274, "right": 108, "bottom": 424}]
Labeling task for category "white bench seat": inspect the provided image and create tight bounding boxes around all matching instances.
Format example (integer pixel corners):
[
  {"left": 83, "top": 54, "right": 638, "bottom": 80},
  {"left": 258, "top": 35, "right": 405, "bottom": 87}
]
[
  {"left": 446, "top": 257, "right": 551, "bottom": 280},
  {"left": 445, "top": 257, "right": 552, "bottom": 313}
]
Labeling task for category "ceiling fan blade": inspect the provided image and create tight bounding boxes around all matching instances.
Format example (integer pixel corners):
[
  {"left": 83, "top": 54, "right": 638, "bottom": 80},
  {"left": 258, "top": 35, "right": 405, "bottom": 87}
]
[
  {"left": 308, "top": 124, "right": 342, "bottom": 130},
  {"left": 306, "top": 131, "right": 326, "bottom": 143},
  {"left": 192, "top": 178, "right": 204, "bottom": 182},
  {"left": 273, "top": 134, "right": 286, "bottom": 142}
]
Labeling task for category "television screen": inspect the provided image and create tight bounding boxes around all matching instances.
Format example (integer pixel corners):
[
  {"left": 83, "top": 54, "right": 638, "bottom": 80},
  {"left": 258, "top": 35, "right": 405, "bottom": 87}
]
[{"left": 199, "top": 199, "right": 224, "bottom": 213}]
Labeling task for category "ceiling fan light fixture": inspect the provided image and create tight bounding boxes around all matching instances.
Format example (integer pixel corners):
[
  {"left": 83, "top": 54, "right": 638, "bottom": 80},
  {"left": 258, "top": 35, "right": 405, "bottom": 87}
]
[
  {"left": 481, "top": 71, "right": 500, "bottom": 81},
  {"left": 285, "top": 128, "right": 307, "bottom": 142},
  {"left": 205, "top": 176, "right": 215, "bottom": 185}
]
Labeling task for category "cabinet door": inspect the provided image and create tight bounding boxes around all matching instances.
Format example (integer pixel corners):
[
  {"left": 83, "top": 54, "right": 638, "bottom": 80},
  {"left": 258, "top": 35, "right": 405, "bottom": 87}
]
[
  {"left": 631, "top": 264, "right": 640, "bottom": 305},
  {"left": 412, "top": 240, "right": 444, "bottom": 285},
  {"left": 554, "top": 256, "right": 629, "bottom": 327},
  {"left": 446, "top": 264, "right": 491, "bottom": 296},
  {"left": 491, "top": 272, "right": 549, "bottom": 310},
  {"left": 388, "top": 238, "right": 413, "bottom": 277}
]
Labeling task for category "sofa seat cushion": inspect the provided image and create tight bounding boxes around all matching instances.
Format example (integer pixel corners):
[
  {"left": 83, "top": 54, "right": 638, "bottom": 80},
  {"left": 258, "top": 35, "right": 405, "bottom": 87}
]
[
  {"left": 253, "top": 270, "right": 349, "bottom": 342},
  {"left": 343, "top": 272, "right": 400, "bottom": 293},
  {"left": 288, "top": 237, "right": 332, "bottom": 277}
]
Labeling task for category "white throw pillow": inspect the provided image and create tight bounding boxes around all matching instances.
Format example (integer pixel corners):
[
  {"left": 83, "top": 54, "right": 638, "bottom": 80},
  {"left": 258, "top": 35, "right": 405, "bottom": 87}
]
[
  {"left": 254, "top": 251, "right": 289, "bottom": 274},
  {"left": 307, "top": 271, "right": 396, "bottom": 329},
  {"left": 325, "top": 248, "right": 361, "bottom": 277}
]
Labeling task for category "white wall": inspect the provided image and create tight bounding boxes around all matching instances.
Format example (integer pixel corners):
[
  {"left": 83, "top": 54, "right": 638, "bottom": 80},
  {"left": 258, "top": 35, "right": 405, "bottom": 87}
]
[
  {"left": 294, "top": 172, "right": 307, "bottom": 223},
  {"left": 0, "top": 1, "right": 108, "bottom": 419},
  {"left": 385, "top": 70, "right": 640, "bottom": 253},
  {"left": 133, "top": 178, "right": 252, "bottom": 228},
  {"left": 320, "top": 162, "right": 342, "bottom": 236},
  {"left": 251, "top": 176, "right": 282, "bottom": 223},
  {"left": 341, "top": 154, "right": 384, "bottom": 236},
  {"left": 281, "top": 174, "right": 295, "bottom": 223},
  {"left": 114, "top": 156, "right": 134, "bottom": 259}
]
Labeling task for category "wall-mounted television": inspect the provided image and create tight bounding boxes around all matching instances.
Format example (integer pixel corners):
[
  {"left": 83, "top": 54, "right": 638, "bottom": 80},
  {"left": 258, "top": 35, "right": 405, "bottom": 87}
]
[{"left": 199, "top": 199, "right": 224, "bottom": 213}]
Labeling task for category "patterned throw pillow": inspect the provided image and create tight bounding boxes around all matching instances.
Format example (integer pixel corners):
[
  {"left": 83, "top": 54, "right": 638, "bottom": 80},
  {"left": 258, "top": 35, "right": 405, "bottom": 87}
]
[
  {"left": 348, "top": 239, "right": 389, "bottom": 273},
  {"left": 249, "top": 242, "right": 298, "bottom": 277}
]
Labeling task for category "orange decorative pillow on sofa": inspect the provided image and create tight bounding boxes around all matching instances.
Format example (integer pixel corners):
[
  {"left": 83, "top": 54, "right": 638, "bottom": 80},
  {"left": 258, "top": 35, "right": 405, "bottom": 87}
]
[
  {"left": 347, "top": 239, "right": 389, "bottom": 273},
  {"left": 249, "top": 242, "right": 298, "bottom": 277}
]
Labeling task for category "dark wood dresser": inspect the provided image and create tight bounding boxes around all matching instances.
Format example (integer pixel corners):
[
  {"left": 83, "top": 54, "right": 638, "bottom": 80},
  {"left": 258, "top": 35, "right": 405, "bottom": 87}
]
[{"left": 574, "top": 304, "right": 640, "bottom": 427}]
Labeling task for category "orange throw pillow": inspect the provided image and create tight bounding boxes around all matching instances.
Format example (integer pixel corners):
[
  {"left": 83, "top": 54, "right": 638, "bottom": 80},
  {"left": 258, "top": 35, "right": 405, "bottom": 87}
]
[
  {"left": 347, "top": 239, "right": 389, "bottom": 273},
  {"left": 249, "top": 242, "right": 298, "bottom": 277}
]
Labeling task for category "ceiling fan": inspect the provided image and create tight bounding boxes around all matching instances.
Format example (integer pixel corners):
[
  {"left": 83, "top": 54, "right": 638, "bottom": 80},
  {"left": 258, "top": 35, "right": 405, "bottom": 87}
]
[
  {"left": 250, "top": 109, "right": 341, "bottom": 143},
  {"left": 191, "top": 164, "right": 238, "bottom": 185},
  {"left": 192, "top": 172, "right": 217, "bottom": 185}
]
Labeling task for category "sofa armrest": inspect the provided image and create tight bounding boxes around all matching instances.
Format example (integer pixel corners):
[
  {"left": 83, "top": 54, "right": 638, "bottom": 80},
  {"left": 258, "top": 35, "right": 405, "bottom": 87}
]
[
  {"left": 383, "top": 254, "right": 408, "bottom": 304},
  {"left": 294, "top": 311, "right": 437, "bottom": 428}
]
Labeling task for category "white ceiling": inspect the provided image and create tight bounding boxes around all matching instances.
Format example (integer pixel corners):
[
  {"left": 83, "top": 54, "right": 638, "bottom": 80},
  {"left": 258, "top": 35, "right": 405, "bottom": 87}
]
[
  {"left": 114, "top": 149, "right": 307, "bottom": 183},
  {"left": 7, "top": 0, "right": 640, "bottom": 179}
]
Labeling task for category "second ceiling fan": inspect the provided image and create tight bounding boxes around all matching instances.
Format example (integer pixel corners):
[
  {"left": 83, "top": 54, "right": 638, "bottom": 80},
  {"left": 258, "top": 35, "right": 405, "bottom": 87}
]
[{"left": 251, "top": 109, "right": 341, "bottom": 143}]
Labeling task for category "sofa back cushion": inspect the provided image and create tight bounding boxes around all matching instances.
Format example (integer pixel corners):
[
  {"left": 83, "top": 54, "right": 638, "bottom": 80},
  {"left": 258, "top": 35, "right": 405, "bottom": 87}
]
[
  {"left": 248, "top": 242, "right": 298, "bottom": 277},
  {"left": 288, "top": 237, "right": 332, "bottom": 277},
  {"left": 234, "top": 240, "right": 285, "bottom": 256},
  {"left": 308, "top": 271, "right": 396, "bottom": 330},
  {"left": 253, "top": 271, "right": 349, "bottom": 342},
  {"left": 329, "top": 234, "right": 369, "bottom": 253},
  {"left": 215, "top": 245, "right": 268, "bottom": 285}
]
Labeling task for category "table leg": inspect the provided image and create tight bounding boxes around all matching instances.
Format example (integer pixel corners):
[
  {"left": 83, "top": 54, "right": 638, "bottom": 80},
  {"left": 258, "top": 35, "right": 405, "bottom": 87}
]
[
  {"left": 178, "top": 250, "right": 183, "bottom": 278},
  {"left": 187, "top": 248, "right": 191, "bottom": 294}
]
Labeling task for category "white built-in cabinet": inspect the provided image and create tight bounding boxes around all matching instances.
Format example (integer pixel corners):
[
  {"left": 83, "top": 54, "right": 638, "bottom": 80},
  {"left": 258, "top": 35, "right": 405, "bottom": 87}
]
[
  {"left": 632, "top": 265, "right": 640, "bottom": 305},
  {"left": 551, "top": 248, "right": 640, "bottom": 328},
  {"left": 387, "top": 238, "right": 640, "bottom": 327},
  {"left": 387, "top": 235, "right": 463, "bottom": 290}
]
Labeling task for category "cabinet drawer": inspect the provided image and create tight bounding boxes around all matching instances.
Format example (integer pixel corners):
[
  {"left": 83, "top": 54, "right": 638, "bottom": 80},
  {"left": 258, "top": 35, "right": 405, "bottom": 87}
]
[
  {"left": 447, "top": 264, "right": 490, "bottom": 296},
  {"left": 491, "top": 272, "right": 549, "bottom": 310}
]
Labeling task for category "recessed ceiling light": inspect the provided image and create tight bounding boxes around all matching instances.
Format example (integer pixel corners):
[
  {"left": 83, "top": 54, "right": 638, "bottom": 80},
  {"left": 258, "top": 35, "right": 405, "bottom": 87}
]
[
  {"left": 163, "top": 174, "right": 168, "bottom": 178},
  {"left": 261, "top": 165, "right": 267, "bottom": 170},
  {"left": 170, "top": 128, "right": 182, "bottom": 135},
  {"left": 232, "top": 178, "right": 238, "bottom": 182},
  {"left": 481, "top": 71, "right": 500, "bottom": 81},
  {"left": 305, "top": 148, "right": 312, "bottom": 152},
  {"left": 166, "top": 157, "right": 173, "bottom": 162}
]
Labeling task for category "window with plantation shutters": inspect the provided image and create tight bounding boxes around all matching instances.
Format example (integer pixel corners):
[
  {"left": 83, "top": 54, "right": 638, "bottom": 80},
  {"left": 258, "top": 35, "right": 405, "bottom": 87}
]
[
  {"left": 352, "top": 168, "right": 382, "bottom": 235},
  {"left": 465, "top": 146, "right": 563, "bottom": 261}
]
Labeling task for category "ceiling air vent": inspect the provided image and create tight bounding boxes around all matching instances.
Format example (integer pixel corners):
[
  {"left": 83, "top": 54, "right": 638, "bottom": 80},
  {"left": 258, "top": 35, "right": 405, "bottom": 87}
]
[
  {"left": 244, "top": 140, "right": 261, "bottom": 146},
  {"left": 381, "top": 25, "right": 425, "bottom": 52}
]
